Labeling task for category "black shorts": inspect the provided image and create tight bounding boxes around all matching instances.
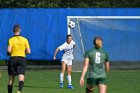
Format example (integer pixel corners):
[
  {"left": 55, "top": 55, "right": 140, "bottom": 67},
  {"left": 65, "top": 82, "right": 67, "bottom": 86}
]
[{"left": 8, "top": 56, "right": 26, "bottom": 76}]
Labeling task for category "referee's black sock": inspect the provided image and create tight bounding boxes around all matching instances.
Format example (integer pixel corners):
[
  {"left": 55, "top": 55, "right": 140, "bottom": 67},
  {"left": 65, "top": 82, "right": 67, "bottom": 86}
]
[
  {"left": 19, "top": 81, "right": 24, "bottom": 91},
  {"left": 8, "top": 85, "right": 13, "bottom": 93}
]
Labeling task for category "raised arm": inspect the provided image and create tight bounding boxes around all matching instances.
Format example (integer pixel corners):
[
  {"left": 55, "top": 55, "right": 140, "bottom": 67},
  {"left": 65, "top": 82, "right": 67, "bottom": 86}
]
[{"left": 80, "top": 58, "right": 89, "bottom": 87}]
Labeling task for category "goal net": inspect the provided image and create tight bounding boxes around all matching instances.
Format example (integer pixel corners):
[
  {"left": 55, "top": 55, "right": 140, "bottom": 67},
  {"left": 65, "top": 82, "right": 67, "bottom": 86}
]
[{"left": 67, "top": 16, "right": 140, "bottom": 72}]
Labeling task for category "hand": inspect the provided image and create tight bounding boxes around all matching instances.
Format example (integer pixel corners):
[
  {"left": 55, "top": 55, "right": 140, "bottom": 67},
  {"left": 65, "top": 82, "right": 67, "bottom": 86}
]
[
  {"left": 80, "top": 77, "right": 84, "bottom": 87},
  {"left": 53, "top": 56, "right": 56, "bottom": 61}
]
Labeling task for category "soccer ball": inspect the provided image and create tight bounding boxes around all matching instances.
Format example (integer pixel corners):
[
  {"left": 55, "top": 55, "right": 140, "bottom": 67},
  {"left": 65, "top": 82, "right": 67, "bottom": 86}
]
[{"left": 68, "top": 21, "right": 75, "bottom": 29}]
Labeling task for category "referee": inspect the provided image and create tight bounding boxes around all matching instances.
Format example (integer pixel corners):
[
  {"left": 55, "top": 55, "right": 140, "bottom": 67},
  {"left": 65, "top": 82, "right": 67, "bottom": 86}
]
[{"left": 7, "top": 24, "right": 31, "bottom": 93}]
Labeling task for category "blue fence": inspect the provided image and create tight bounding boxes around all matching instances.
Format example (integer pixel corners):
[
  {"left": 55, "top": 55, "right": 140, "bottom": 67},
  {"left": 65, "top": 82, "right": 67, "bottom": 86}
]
[{"left": 0, "top": 8, "right": 140, "bottom": 61}]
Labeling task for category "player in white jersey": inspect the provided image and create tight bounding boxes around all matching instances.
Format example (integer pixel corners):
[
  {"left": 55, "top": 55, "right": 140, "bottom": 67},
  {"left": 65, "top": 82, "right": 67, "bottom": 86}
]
[{"left": 53, "top": 35, "right": 75, "bottom": 89}]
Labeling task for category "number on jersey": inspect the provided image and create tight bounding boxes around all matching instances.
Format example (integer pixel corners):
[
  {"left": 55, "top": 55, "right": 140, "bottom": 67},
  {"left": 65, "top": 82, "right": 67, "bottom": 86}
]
[{"left": 95, "top": 52, "right": 101, "bottom": 64}]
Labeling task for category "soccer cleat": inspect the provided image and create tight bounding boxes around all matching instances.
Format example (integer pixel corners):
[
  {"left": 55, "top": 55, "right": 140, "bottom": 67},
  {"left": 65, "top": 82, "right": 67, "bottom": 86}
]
[
  {"left": 60, "top": 83, "right": 63, "bottom": 88},
  {"left": 17, "top": 91, "right": 21, "bottom": 93},
  {"left": 67, "top": 84, "right": 74, "bottom": 89}
]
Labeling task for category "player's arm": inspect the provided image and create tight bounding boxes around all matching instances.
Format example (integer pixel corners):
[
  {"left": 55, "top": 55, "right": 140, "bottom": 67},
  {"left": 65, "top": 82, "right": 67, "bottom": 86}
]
[
  {"left": 105, "top": 61, "right": 110, "bottom": 73},
  {"left": 7, "top": 39, "right": 12, "bottom": 56},
  {"left": 53, "top": 43, "right": 66, "bottom": 60},
  {"left": 25, "top": 39, "right": 31, "bottom": 54},
  {"left": 25, "top": 48, "right": 31, "bottom": 54},
  {"left": 80, "top": 57, "right": 89, "bottom": 87},
  {"left": 105, "top": 53, "right": 110, "bottom": 73},
  {"left": 7, "top": 46, "right": 12, "bottom": 56},
  {"left": 73, "top": 45, "right": 75, "bottom": 48},
  {"left": 73, "top": 40, "right": 76, "bottom": 48},
  {"left": 53, "top": 48, "right": 60, "bottom": 60}
]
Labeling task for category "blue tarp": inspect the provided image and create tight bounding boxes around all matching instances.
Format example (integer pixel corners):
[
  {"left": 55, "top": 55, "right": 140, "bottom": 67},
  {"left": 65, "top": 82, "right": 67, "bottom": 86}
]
[{"left": 0, "top": 8, "right": 140, "bottom": 61}]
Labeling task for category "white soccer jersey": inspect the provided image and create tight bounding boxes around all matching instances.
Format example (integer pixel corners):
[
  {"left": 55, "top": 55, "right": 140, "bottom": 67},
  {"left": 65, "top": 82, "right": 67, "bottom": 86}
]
[{"left": 58, "top": 40, "right": 75, "bottom": 60}]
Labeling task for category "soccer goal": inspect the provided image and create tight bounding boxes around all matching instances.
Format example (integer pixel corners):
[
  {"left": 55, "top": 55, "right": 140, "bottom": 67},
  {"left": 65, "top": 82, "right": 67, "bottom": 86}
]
[{"left": 67, "top": 16, "right": 140, "bottom": 72}]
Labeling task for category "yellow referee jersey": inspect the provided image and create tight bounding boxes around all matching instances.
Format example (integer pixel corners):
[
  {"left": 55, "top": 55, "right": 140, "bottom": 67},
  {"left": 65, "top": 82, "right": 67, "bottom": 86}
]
[{"left": 8, "top": 35, "right": 30, "bottom": 57}]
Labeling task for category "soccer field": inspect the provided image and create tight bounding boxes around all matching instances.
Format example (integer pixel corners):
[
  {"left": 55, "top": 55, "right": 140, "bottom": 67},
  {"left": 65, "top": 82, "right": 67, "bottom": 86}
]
[{"left": 0, "top": 70, "right": 140, "bottom": 93}]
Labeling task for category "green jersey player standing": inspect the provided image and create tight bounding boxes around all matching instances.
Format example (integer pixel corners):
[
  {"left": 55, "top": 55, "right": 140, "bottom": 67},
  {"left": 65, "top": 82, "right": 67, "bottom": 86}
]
[{"left": 80, "top": 36, "right": 110, "bottom": 93}]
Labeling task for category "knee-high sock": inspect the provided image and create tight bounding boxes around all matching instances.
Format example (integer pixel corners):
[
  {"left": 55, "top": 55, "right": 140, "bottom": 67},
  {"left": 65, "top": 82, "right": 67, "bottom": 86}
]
[
  {"left": 8, "top": 85, "right": 13, "bottom": 93},
  {"left": 19, "top": 81, "right": 24, "bottom": 91},
  {"left": 60, "top": 73, "right": 64, "bottom": 83},
  {"left": 67, "top": 75, "right": 72, "bottom": 85}
]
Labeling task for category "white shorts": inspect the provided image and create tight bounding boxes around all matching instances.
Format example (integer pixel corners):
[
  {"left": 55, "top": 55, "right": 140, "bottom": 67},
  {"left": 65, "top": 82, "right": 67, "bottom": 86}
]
[{"left": 61, "top": 59, "right": 72, "bottom": 66}]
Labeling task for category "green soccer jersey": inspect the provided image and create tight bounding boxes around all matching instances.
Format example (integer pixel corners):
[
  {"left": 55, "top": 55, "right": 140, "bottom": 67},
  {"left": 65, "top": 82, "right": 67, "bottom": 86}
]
[{"left": 84, "top": 48, "right": 109, "bottom": 78}]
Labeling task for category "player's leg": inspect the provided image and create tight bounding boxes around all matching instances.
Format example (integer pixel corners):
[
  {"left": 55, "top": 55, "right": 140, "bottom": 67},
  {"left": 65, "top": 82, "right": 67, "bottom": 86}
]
[
  {"left": 8, "top": 75, "right": 15, "bottom": 93},
  {"left": 60, "top": 61, "right": 67, "bottom": 88},
  {"left": 86, "top": 84, "right": 94, "bottom": 93},
  {"left": 7, "top": 58, "right": 15, "bottom": 93},
  {"left": 98, "top": 84, "right": 107, "bottom": 93},
  {"left": 17, "top": 74, "right": 25, "bottom": 93},
  {"left": 67, "top": 65, "right": 72, "bottom": 85},
  {"left": 17, "top": 57, "right": 26, "bottom": 93},
  {"left": 98, "top": 78, "right": 107, "bottom": 93},
  {"left": 86, "top": 78, "right": 98, "bottom": 93},
  {"left": 67, "top": 60, "right": 74, "bottom": 89}
]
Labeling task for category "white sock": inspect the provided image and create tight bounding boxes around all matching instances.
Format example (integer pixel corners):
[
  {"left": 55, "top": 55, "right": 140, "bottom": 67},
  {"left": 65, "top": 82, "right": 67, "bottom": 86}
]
[
  {"left": 67, "top": 75, "right": 72, "bottom": 85},
  {"left": 60, "top": 73, "right": 64, "bottom": 83}
]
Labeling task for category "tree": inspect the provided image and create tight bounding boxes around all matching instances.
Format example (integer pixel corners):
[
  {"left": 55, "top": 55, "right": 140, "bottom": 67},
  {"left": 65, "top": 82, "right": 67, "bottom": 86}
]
[{"left": 0, "top": 0, "right": 140, "bottom": 8}]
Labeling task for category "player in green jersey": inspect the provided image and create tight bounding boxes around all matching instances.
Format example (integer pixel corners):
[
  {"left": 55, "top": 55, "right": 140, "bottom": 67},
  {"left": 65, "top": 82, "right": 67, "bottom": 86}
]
[{"left": 80, "top": 36, "right": 110, "bottom": 93}]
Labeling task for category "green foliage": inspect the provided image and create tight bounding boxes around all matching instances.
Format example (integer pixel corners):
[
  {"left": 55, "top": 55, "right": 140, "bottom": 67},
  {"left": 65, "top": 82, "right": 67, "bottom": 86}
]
[{"left": 0, "top": 0, "right": 140, "bottom": 8}]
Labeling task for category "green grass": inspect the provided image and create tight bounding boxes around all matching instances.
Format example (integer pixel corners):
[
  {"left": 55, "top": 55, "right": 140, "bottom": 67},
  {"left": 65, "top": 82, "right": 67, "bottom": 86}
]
[{"left": 0, "top": 70, "right": 140, "bottom": 93}]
